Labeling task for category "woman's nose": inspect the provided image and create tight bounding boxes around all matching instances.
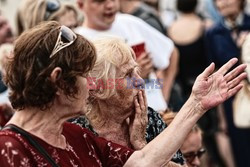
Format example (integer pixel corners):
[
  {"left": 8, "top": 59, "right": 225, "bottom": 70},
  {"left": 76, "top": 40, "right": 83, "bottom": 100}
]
[
  {"left": 105, "top": 0, "right": 115, "bottom": 9},
  {"left": 133, "top": 73, "right": 145, "bottom": 88},
  {"left": 191, "top": 156, "right": 201, "bottom": 166}
]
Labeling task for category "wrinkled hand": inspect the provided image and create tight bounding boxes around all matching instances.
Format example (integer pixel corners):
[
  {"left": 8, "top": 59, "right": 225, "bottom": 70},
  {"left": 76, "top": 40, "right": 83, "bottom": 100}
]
[
  {"left": 136, "top": 52, "right": 153, "bottom": 79},
  {"left": 129, "top": 90, "right": 148, "bottom": 150},
  {"left": 191, "top": 58, "right": 247, "bottom": 111}
]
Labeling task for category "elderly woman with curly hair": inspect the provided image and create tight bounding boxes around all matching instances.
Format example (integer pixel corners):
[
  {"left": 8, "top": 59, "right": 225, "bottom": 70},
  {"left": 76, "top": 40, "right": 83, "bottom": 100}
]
[{"left": 0, "top": 21, "right": 247, "bottom": 166}]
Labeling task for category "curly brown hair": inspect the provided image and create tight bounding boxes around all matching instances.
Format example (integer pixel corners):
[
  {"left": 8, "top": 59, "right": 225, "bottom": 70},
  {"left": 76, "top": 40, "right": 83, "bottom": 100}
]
[{"left": 3, "top": 21, "right": 96, "bottom": 110}]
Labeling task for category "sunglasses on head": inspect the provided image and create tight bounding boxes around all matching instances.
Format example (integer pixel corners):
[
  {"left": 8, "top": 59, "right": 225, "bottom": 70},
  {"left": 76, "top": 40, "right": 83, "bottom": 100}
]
[
  {"left": 183, "top": 148, "right": 206, "bottom": 164},
  {"left": 45, "top": 0, "right": 60, "bottom": 20},
  {"left": 50, "top": 25, "right": 77, "bottom": 58}
]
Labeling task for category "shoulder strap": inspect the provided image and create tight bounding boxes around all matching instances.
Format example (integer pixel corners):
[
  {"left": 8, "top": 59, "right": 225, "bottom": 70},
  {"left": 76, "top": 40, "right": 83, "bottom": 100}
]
[{"left": 2, "top": 124, "right": 59, "bottom": 167}]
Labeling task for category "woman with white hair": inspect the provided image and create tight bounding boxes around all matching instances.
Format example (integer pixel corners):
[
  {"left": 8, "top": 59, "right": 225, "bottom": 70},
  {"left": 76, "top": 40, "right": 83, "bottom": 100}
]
[{"left": 70, "top": 37, "right": 186, "bottom": 165}]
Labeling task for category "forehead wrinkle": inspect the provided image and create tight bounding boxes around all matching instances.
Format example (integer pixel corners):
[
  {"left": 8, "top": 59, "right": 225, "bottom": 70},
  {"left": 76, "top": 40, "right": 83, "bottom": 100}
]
[{"left": 117, "top": 62, "right": 136, "bottom": 76}]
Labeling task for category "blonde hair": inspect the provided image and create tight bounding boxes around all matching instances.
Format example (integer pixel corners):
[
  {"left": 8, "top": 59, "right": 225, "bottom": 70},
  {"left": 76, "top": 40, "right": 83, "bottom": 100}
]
[
  {"left": 17, "top": 0, "right": 78, "bottom": 35},
  {"left": 0, "top": 44, "right": 13, "bottom": 75},
  {"left": 161, "top": 110, "right": 202, "bottom": 134},
  {"left": 161, "top": 110, "right": 177, "bottom": 125},
  {"left": 91, "top": 36, "right": 135, "bottom": 99},
  {"left": 242, "top": 33, "right": 250, "bottom": 82}
]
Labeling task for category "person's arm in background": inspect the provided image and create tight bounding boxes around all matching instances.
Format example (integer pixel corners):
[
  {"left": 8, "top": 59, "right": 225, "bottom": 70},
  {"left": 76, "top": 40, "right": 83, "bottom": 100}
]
[
  {"left": 157, "top": 47, "right": 179, "bottom": 102},
  {"left": 124, "top": 58, "right": 247, "bottom": 167}
]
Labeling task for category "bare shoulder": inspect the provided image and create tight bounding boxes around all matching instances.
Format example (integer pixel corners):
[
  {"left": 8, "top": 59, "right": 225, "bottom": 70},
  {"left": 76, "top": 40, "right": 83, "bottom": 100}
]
[{"left": 168, "top": 17, "right": 204, "bottom": 45}]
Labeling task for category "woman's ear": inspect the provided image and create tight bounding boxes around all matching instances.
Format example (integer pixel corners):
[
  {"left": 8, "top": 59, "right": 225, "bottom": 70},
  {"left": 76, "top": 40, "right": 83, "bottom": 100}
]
[{"left": 50, "top": 67, "right": 62, "bottom": 83}]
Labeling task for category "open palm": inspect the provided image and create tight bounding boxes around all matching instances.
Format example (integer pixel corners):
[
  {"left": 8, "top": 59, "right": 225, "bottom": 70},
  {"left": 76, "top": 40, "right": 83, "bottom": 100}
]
[{"left": 192, "top": 58, "right": 247, "bottom": 111}]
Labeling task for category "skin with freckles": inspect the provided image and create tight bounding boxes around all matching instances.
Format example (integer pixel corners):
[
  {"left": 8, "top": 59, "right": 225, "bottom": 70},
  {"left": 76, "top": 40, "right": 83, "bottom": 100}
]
[
  {"left": 87, "top": 44, "right": 148, "bottom": 149},
  {"left": 107, "top": 58, "right": 143, "bottom": 113}
]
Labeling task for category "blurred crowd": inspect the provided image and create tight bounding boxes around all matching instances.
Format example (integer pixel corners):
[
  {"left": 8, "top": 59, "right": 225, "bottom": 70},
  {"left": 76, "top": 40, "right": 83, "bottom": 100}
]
[{"left": 0, "top": 0, "right": 250, "bottom": 167}]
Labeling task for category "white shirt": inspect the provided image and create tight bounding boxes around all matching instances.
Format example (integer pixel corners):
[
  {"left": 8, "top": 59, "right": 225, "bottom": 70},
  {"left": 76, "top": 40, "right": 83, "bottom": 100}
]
[{"left": 75, "top": 13, "right": 174, "bottom": 70}]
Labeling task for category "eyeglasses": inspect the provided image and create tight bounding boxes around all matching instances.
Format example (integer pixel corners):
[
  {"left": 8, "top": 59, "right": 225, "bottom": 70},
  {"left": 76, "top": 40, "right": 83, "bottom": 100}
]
[
  {"left": 183, "top": 148, "right": 206, "bottom": 163},
  {"left": 50, "top": 25, "right": 77, "bottom": 58},
  {"left": 45, "top": 0, "right": 61, "bottom": 20}
]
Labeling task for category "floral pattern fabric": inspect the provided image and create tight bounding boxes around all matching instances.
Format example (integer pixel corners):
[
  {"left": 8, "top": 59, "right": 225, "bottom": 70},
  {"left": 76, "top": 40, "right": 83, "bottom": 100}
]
[{"left": 0, "top": 123, "right": 133, "bottom": 167}]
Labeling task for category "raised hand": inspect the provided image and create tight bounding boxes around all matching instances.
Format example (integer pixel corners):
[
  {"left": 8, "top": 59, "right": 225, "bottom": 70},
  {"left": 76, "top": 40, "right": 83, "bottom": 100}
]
[
  {"left": 128, "top": 90, "right": 148, "bottom": 150},
  {"left": 191, "top": 58, "right": 247, "bottom": 111}
]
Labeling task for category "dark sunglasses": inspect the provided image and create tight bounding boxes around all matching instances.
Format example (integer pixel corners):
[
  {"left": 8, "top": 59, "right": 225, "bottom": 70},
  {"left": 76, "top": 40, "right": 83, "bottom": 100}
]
[
  {"left": 45, "top": 0, "right": 61, "bottom": 20},
  {"left": 183, "top": 148, "right": 206, "bottom": 163},
  {"left": 50, "top": 25, "right": 77, "bottom": 58}
]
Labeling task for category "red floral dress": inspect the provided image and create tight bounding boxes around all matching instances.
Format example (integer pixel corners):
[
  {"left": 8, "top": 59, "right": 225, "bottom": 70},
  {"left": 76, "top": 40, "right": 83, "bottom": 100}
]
[{"left": 0, "top": 122, "right": 134, "bottom": 167}]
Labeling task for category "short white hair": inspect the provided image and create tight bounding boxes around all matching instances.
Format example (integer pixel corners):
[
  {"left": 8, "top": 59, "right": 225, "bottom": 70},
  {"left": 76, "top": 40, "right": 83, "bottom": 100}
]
[{"left": 90, "top": 36, "right": 135, "bottom": 99}]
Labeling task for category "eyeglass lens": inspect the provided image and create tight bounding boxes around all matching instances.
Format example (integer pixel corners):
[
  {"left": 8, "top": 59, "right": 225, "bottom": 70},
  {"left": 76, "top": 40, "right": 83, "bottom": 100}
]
[
  {"left": 46, "top": 0, "right": 60, "bottom": 12},
  {"left": 61, "top": 26, "right": 76, "bottom": 43},
  {"left": 184, "top": 148, "right": 206, "bottom": 162},
  {"left": 45, "top": 0, "right": 60, "bottom": 20}
]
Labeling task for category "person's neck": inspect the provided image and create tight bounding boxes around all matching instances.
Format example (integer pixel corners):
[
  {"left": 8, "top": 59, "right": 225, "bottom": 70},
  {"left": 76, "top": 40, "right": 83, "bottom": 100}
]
[
  {"left": 83, "top": 19, "right": 110, "bottom": 31},
  {"left": 225, "top": 11, "right": 241, "bottom": 23},
  {"left": 8, "top": 103, "right": 72, "bottom": 149},
  {"left": 87, "top": 100, "right": 131, "bottom": 147},
  {"left": 179, "top": 12, "right": 198, "bottom": 19},
  {"left": 120, "top": 1, "right": 141, "bottom": 14}
]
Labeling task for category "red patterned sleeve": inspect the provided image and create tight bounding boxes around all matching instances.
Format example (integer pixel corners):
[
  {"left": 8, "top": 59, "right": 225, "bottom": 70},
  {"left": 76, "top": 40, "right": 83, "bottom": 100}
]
[
  {"left": 0, "top": 131, "right": 34, "bottom": 167},
  {"left": 81, "top": 128, "right": 134, "bottom": 167},
  {"left": 102, "top": 140, "right": 134, "bottom": 167}
]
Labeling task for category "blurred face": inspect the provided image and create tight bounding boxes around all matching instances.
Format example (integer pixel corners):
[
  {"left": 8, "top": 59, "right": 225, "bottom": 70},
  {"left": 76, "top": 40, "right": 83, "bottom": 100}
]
[
  {"left": 0, "top": 15, "right": 13, "bottom": 45},
  {"left": 181, "top": 131, "right": 204, "bottom": 167},
  {"left": 81, "top": 0, "right": 120, "bottom": 30},
  {"left": 58, "top": 10, "right": 78, "bottom": 29},
  {"left": 214, "top": 0, "right": 242, "bottom": 18}
]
